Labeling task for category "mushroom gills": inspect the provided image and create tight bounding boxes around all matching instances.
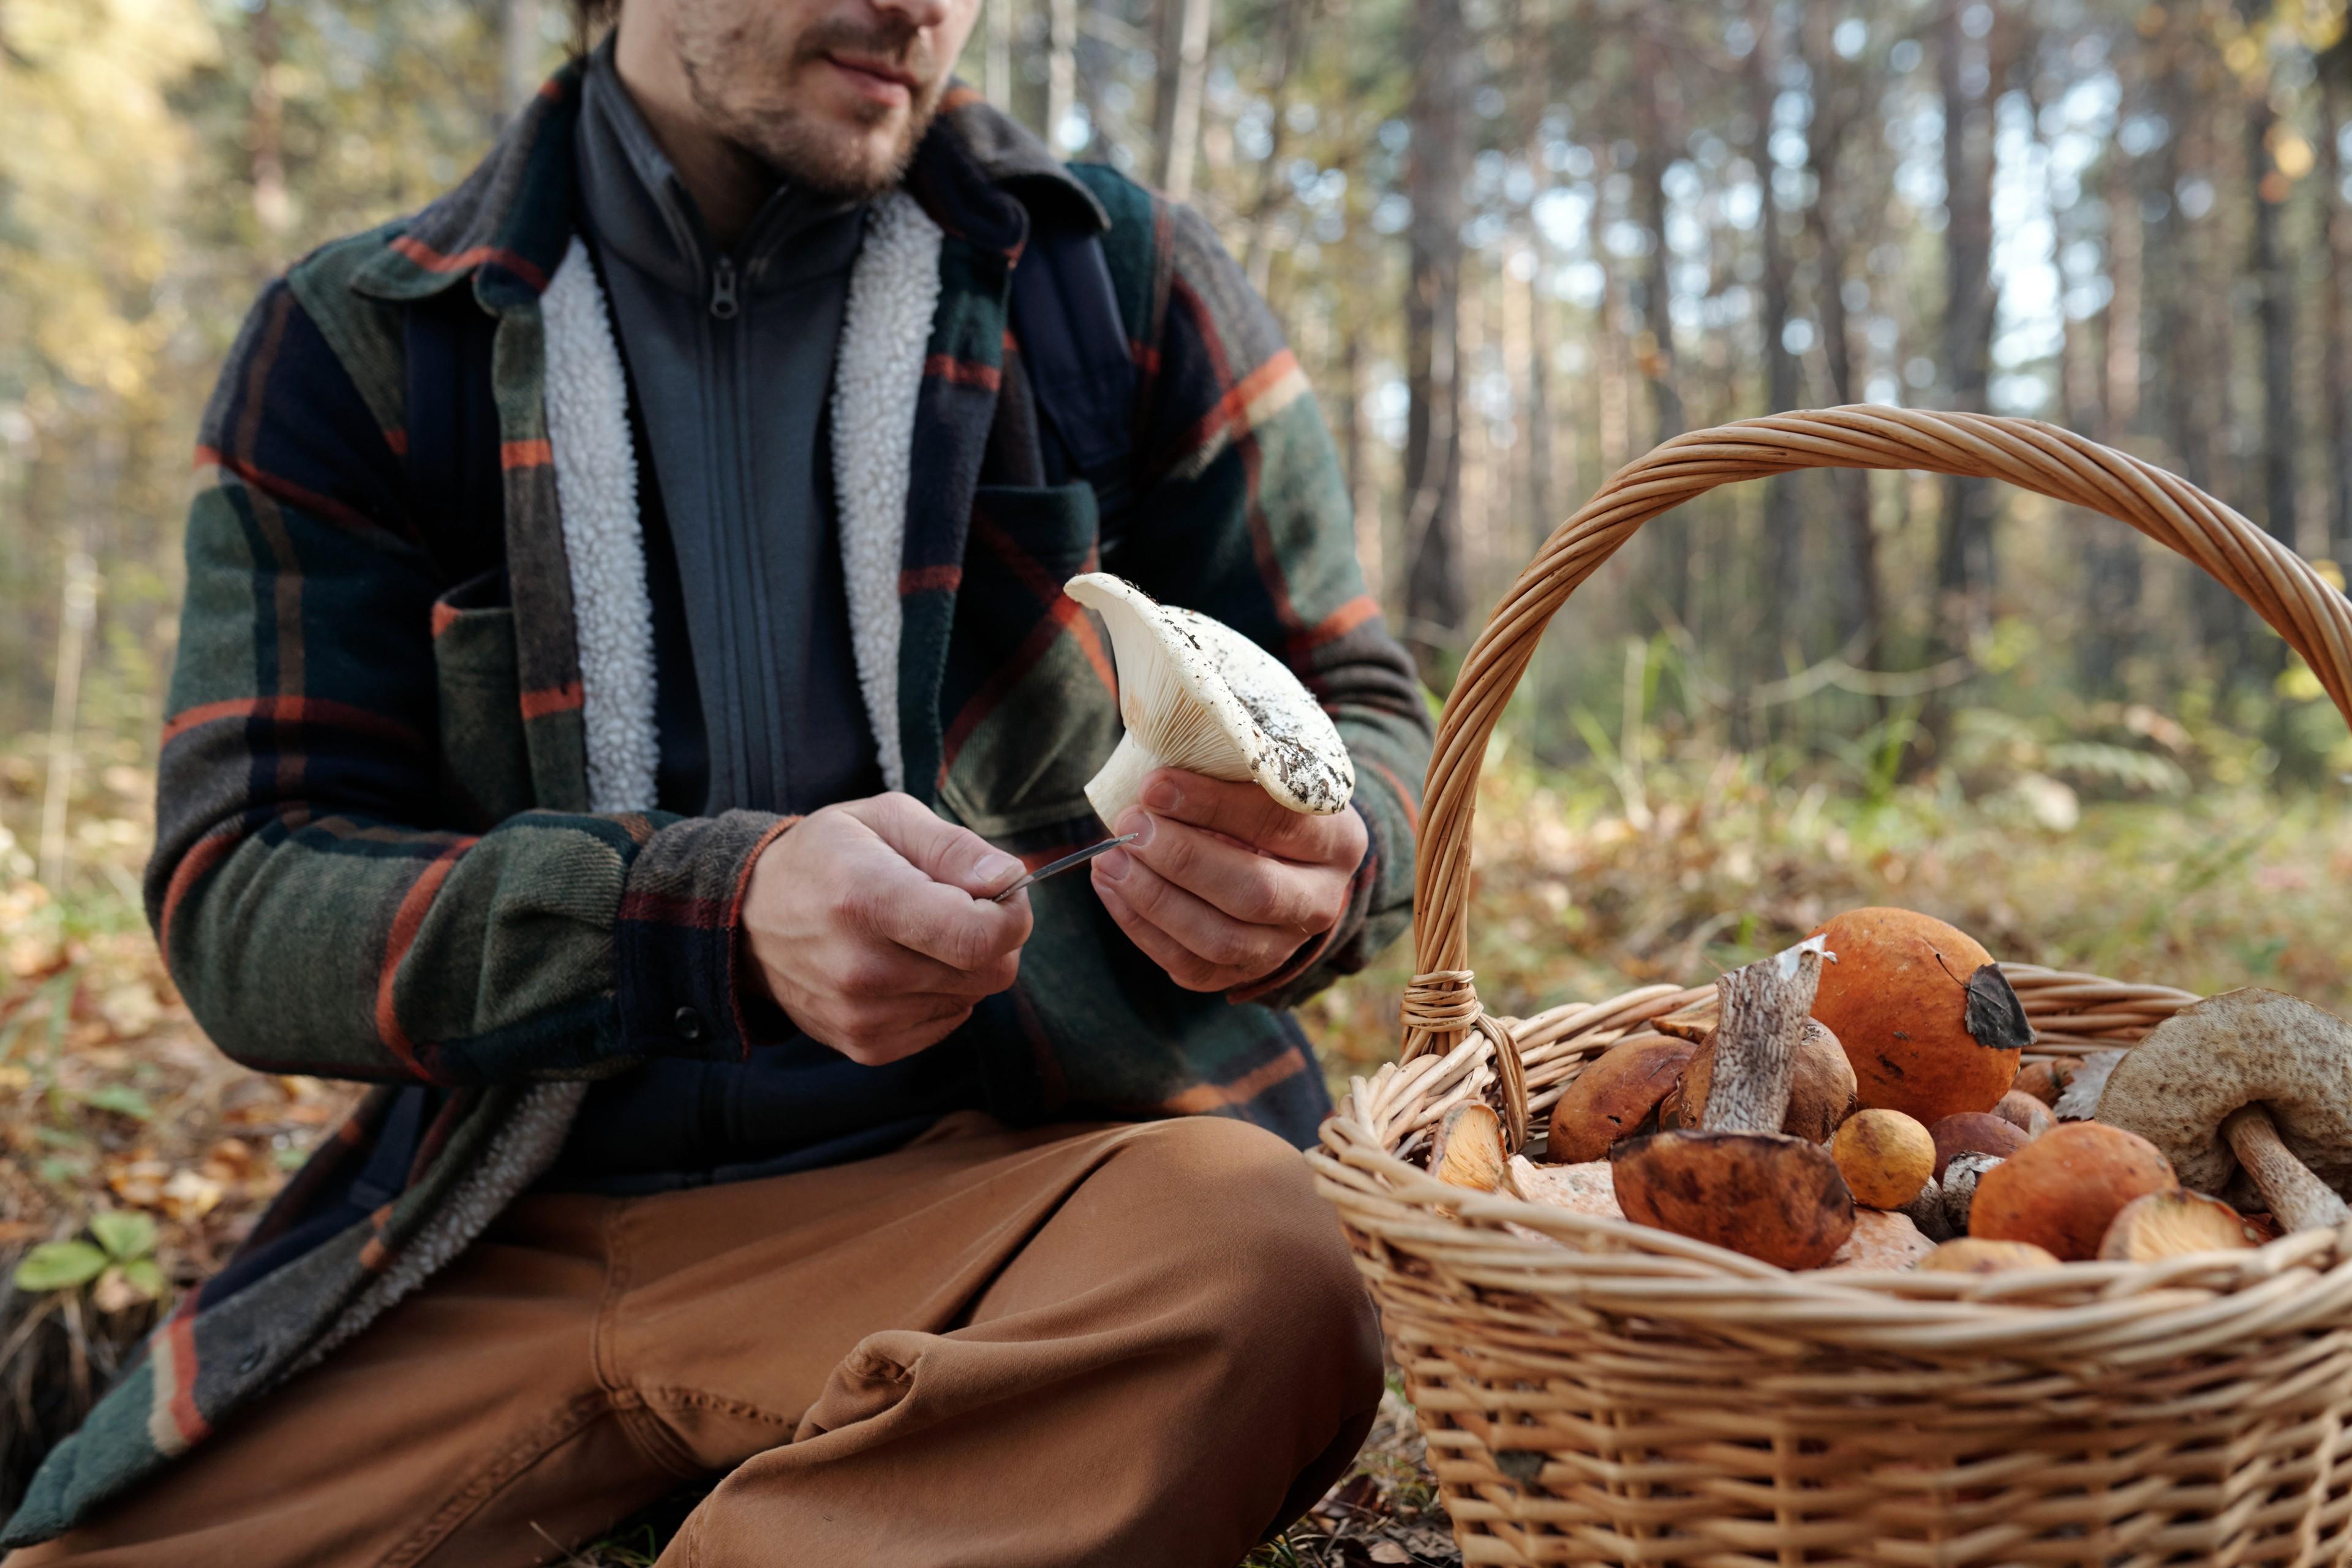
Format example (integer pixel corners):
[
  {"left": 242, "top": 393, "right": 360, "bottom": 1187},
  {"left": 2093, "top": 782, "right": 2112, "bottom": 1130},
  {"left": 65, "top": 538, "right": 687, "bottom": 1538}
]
[{"left": 1064, "top": 573, "right": 1355, "bottom": 825}]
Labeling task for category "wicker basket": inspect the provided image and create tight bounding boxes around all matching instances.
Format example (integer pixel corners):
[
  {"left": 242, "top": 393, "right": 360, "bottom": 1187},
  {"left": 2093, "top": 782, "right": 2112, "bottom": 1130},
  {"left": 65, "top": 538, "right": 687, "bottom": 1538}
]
[{"left": 1309, "top": 407, "right": 2352, "bottom": 1566}]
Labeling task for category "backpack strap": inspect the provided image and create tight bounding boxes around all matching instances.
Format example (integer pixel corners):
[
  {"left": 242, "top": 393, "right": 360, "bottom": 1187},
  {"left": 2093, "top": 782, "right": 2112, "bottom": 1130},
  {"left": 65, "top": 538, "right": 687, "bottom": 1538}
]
[{"left": 1008, "top": 224, "right": 1137, "bottom": 537}]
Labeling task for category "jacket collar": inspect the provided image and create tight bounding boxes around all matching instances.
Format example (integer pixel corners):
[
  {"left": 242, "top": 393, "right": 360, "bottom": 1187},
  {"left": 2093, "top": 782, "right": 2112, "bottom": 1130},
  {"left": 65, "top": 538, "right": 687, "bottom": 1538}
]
[{"left": 351, "top": 62, "right": 1104, "bottom": 311}]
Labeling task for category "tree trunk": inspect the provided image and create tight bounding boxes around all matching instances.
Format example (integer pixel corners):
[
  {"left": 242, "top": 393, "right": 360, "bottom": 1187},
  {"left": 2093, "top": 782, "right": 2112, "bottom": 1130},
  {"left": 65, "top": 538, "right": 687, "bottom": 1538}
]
[
  {"left": 1240, "top": 0, "right": 1311, "bottom": 290},
  {"left": 1747, "top": 0, "right": 1801, "bottom": 665},
  {"left": 1152, "top": 0, "right": 1214, "bottom": 201},
  {"left": 985, "top": 0, "right": 1014, "bottom": 111},
  {"left": 249, "top": 0, "right": 290, "bottom": 257},
  {"left": 1634, "top": 24, "right": 1688, "bottom": 631},
  {"left": 2078, "top": 136, "right": 2144, "bottom": 696},
  {"left": 1801, "top": 5, "right": 1882, "bottom": 682},
  {"left": 1401, "top": 0, "right": 1471, "bottom": 686},
  {"left": 1046, "top": 0, "right": 1078, "bottom": 152},
  {"left": 2248, "top": 80, "right": 2299, "bottom": 631},
  {"left": 2321, "top": 63, "right": 2352, "bottom": 566},
  {"left": 500, "top": 0, "right": 544, "bottom": 124},
  {"left": 1934, "top": 0, "right": 2000, "bottom": 641}
]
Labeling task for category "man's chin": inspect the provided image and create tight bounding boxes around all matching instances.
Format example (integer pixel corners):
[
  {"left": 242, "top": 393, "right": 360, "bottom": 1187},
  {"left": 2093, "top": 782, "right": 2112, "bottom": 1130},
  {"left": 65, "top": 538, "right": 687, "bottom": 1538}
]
[{"left": 744, "top": 114, "right": 928, "bottom": 200}]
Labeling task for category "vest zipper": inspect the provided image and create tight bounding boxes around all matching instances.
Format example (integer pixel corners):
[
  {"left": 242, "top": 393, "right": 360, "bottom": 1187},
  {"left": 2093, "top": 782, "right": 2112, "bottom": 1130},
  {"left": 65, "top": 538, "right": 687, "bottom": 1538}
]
[{"left": 710, "top": 255, "right": 739, "bottom": 319}]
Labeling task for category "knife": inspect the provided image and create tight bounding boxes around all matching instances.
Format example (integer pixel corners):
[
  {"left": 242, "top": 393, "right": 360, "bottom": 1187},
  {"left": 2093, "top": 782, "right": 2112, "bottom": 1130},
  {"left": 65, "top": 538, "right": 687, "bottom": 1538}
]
[{"left": 990, "top": 833, "right": 1140, "bottom": 902}]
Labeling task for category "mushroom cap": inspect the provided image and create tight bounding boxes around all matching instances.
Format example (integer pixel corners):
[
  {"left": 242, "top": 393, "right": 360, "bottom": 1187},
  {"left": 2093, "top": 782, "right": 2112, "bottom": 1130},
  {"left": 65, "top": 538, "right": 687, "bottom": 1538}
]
[
  {"left": 1914, "top": 1237, "right": 2062, "bottom": 1274},
  {"left": 1831, "top": 1108, "right": 1936, "bottom": 1209},
  {"left": 2097, "top": 1188, "right": 2263, "bottom": 1261},
  {"left": 1991, "top": 1090, "right": 2054, "bottom": 1139},
  {"left": 1677, "top": 1021, "right": 1856, "bottom": 1144},
  {"left": 1806, "top": 908, "right": 2027, "bottom": 1126},
  {"left": 2093, "top": 989, "right": 2352, "bottom": 1197},
  {"left": 1064, "top": 573, "right": 1354, "bottom": 816},
  {"left": 1547, "top": 1035, "right": 1696, "bottom": 1163},
  {"left": 1928, "top": 1111, "right": 2032, "bottom": 1178},
  {"left": 2011, "top": 1057, "right": 2085, "bottom": 1107},
  {"left": 1430, "top": 1101, "right": 1507, "bottom": 1192},
  {"left": 1967, "top": 1121, "right": 2175, "bottom": 1261},
  {"left": 1610, "top": 1129, "right": 1856, "bottom": 1270}
]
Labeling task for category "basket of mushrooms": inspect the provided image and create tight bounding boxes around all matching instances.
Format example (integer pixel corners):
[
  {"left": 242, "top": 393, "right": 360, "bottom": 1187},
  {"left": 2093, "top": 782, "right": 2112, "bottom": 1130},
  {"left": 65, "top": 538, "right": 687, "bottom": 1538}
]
[{"left": 1308, "top": 406, "right": 2352, "bottom": 1567}]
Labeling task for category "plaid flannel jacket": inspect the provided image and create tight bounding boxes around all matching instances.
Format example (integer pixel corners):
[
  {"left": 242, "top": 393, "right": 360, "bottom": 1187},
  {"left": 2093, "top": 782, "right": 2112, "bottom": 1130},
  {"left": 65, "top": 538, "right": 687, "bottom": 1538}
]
[{"left": 1, "top": 67, "right": 1430, "bottom": 1545}]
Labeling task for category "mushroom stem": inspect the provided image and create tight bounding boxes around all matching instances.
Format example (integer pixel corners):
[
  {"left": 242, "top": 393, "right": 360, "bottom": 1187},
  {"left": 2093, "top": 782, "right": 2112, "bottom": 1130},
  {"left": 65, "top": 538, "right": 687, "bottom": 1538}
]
[
  {"left": 1700, "top": 940, "right": 1828, "bottom": 1134},
  {"left": 2223, "top": 1104, "right": 2352, "bottom": 1234},
  {"left": 1083, "top": 733, "right": 1159, "bottom": 827}
]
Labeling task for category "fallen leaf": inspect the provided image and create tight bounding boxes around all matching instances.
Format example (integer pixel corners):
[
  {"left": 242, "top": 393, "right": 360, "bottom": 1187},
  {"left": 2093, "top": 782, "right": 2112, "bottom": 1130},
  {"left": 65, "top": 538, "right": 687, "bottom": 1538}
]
[
  {"left": 159, "top": 1169, "right": 224, "bottom": 1222},
  {"left": 1368, "top": 1545, "right": 1411, "bottom": 1565}
]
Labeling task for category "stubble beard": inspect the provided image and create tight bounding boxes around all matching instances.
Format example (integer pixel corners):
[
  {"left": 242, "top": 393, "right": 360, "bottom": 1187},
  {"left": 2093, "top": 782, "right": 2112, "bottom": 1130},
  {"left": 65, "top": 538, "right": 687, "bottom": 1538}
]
[{"left": 677, "top": 15, "right": 945, "bottom": 200}]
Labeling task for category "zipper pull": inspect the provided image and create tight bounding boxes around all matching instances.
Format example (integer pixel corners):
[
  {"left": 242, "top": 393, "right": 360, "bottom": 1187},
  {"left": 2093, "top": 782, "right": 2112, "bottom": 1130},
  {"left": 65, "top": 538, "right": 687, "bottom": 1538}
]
[{"left": 710, "top": 256, "right": 739, "bottom": 320}]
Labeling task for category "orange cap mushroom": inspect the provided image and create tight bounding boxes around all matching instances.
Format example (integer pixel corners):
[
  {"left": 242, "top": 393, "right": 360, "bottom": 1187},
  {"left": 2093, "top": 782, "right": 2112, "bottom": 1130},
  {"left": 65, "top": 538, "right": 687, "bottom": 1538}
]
[
  {"left": 1806, "top": 907, "right": 2032, "bottom": 1125},
  {"left": 1967, "top": 1121, "right": 2176, "bottom": 1261}
]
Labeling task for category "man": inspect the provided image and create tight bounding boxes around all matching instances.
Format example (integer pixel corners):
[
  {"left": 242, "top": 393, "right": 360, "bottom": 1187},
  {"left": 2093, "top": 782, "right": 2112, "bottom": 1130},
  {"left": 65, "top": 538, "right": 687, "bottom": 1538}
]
[{"left": 1, "top": 0, "right": 1431, "bottom": 1561}]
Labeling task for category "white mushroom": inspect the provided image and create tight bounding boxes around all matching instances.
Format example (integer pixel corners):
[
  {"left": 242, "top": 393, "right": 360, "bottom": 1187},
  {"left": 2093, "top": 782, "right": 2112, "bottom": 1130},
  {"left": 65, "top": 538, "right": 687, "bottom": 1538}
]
[{"left": 1065, "top": 572, "right": 1355, "bottom": 826}]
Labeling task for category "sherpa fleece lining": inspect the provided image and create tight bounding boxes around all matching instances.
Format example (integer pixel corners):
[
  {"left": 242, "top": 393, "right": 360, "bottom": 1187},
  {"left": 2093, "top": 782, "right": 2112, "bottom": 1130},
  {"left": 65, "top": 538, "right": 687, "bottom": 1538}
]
[{"left": 298, "top": 213, "right": 940, "bottom": 1366}]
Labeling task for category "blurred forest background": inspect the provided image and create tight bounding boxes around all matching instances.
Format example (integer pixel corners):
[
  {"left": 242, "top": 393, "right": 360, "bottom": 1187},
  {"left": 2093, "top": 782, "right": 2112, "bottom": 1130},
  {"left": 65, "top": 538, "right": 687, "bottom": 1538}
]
[{"left": 10, "top": 0, "right": 2352, "bottom": 1551}]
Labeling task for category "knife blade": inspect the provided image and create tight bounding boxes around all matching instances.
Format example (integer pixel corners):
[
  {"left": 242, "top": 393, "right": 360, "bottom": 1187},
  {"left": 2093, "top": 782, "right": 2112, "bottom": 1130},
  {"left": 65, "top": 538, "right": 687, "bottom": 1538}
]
[{"left": 990, "top": 833, "right": 1140, "bottom": 902}]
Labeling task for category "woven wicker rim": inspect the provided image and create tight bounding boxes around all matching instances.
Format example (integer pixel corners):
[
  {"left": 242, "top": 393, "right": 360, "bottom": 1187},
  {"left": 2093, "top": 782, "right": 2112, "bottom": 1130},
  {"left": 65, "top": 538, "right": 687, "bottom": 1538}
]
[{"left": 1313, "top": 405, "right": 2352, "bottom": 1336}]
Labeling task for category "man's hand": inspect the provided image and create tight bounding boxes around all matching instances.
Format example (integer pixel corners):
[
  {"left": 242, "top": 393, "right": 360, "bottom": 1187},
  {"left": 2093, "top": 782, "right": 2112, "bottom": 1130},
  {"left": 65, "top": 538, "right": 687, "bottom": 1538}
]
[
  {"left": 1090, "top": 768, "right": 1367, "bottom": 993},
  {"left": 742, "top": 793, "right": 1032, "bottom": 1065}
]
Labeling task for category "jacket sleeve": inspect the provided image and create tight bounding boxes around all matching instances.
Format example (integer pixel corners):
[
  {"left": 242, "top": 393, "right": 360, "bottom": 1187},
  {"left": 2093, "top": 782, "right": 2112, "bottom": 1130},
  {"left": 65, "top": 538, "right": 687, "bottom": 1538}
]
[
  {"left": 1109, "top": 196, "right": 1434, "bottom": 1009},
  {"left": 147, "top": 276, "right": 786, "bottom": 1086}
]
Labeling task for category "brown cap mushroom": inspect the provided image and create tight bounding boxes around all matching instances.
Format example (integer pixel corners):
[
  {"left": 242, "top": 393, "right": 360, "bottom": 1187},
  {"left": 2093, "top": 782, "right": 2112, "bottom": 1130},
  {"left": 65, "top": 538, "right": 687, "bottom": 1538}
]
[
  {"left": 1928, "top": 1112, "right": 2032, "bottom": 1177},
  {"left": 2097, "top": 1188, "right": 2263, "bottom": 1261},
  {"left": 1611, "top": 939, "right": 1856, "bottom": 1270},
  {"left": 2011, "top": 1057, "right": 2085, "bottom": 1107},
  {"left": 1547, "top": 1035, "right": 1696, "bottom": 1164},
  {"left": 1429, "top": 1101, "right": 1508, "bottom": 1193},
  {"left": 1967, "top": 1121, "right": 2176, "bottom": 1260},
  {"left": 1915, "top": 1237, "right": 2062, "bottom": 1274},
  {"left": 1831, "top": 1109, "right": 1936, "bottom": 1209},
  {"left": 1991, "top": 1090, "right": 2054, "bottom": 1139},
  {"left": 2092, "top": 990, "right": 2352, "bottom": 1235},
  {"left": 1678, "top": 1020, "right": 1857, "bottom": 1144}
]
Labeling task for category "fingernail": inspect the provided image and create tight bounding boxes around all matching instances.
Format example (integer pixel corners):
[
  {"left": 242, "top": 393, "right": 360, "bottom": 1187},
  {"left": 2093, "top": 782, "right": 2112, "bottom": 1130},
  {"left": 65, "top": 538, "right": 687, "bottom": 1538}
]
[
  {"left": 979, "top": 853, "right": 1022, "bottom": 886},
  {"left": 1142, "top": 777, "right": 1181, "bottom": 813},
  {"left": 1097, "top": 847, "right": 1132, "bottom": 881},
  {"left": 1115, "top": 810, "right": 1155, "bottom": 849}
]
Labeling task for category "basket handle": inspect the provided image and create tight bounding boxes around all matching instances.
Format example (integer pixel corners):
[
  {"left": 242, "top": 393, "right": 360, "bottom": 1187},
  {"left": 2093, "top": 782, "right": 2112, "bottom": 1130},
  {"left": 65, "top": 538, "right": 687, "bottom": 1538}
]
[{"left": 1400, "top": 407, "right": 2352, "bottom": 1141}]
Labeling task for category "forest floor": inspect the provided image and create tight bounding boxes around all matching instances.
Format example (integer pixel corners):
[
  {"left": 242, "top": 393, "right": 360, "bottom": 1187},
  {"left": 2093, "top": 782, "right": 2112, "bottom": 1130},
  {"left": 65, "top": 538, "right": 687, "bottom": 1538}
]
[{"left": 4, "top": 729, "right": 2350, "bottom": 1560}]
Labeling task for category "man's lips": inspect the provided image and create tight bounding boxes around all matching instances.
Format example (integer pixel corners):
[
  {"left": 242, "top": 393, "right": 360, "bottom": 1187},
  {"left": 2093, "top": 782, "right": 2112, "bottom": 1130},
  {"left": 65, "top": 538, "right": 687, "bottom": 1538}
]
[{"left": 825, "top": 53, "right": 920, "bottom": 105}]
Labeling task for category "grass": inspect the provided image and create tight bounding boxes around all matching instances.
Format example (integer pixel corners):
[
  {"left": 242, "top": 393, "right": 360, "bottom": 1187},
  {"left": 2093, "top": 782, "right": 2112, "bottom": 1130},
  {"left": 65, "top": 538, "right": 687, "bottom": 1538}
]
[{"left": 4, "top": 710, "right": 2348, "bottom": 1558}]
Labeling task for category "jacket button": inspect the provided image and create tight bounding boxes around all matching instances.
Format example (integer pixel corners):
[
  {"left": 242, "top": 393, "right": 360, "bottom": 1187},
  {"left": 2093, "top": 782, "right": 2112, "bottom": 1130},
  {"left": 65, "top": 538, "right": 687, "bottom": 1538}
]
[{"left": 674, "top": 1006, "right": 707, "bottom": 1042}]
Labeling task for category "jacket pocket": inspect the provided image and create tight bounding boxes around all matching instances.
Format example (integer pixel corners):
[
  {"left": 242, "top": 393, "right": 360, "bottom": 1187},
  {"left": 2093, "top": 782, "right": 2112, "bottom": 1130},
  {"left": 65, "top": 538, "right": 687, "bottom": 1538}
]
[
  {"left": 430, "top": 568, "right": 535, "bottom": 827},
  {"left": 939, "top": 483, "right": 1122, "bottom": 837}
]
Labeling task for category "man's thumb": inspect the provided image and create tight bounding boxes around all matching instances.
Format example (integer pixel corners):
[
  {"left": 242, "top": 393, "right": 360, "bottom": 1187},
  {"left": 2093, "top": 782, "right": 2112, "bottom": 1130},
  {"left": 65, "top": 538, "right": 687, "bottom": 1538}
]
[{"left": 856, "top": 793, "right": 1023, "bottom": 899}]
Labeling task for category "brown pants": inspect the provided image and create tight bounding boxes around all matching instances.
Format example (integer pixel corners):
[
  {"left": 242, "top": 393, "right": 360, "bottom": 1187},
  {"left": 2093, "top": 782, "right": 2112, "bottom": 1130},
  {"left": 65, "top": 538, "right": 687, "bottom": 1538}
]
[{"left": 8, "top": 1113, "right": 1382, "bottom": 1568}]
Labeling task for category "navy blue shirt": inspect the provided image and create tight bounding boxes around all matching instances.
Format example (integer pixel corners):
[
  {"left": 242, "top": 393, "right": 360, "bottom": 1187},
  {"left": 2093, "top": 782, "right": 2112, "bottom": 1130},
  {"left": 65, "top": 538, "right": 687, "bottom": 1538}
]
[{"left": 544, "top": 45, "right": 984, "bottom": 1195}]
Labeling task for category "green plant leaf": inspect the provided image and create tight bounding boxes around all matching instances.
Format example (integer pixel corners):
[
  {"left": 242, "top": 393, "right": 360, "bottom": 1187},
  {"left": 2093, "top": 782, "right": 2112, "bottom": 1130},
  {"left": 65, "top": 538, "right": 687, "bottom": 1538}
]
[
  {"left": 12, "top": 1240, "right": 108, "bottom": 1292},
  {"left": 89, "top": 1208, "right": 156, "bottom": 1261},
  {"left": 77, "top": 1084, "right": 153, "bottom": 1120},
  {"left": 121, "top": 1257, "right": 166, "bottom": 1300}
]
